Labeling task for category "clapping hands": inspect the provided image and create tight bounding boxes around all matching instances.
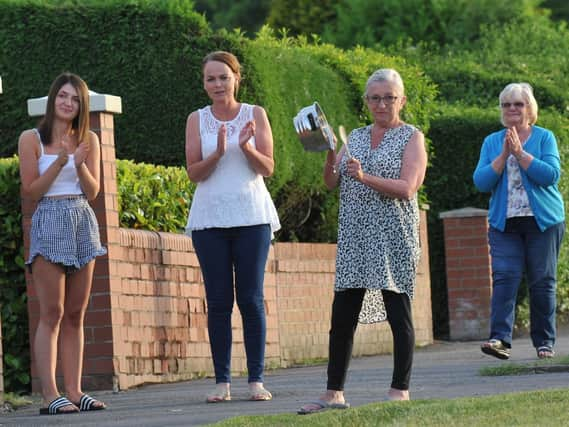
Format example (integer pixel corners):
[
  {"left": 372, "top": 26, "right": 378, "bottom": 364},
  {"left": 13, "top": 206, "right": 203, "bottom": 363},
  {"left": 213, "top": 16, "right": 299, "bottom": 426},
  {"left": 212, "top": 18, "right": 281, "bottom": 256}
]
[
  {"left": 505, "top": 127, "right": 523, "bottom": 158},
  {"left": 239, "top": 120, "right": 255, "bottom": 151}
]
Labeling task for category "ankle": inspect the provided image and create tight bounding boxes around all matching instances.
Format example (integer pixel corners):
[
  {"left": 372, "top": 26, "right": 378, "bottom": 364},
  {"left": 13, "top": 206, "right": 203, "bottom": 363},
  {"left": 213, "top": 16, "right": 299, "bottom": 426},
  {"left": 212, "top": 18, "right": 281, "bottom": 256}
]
[
  {"left": 387, "top": 388, "right": 409, "bottom": 401},
  {"left": 248, "top": 382, "right": 263, "bottom": 390},
  {"left": 215, "top": 382, "right": 230, "bottom": 391},
  {"left": 322, "top": 390, "right": 345, "bottom": 403}
]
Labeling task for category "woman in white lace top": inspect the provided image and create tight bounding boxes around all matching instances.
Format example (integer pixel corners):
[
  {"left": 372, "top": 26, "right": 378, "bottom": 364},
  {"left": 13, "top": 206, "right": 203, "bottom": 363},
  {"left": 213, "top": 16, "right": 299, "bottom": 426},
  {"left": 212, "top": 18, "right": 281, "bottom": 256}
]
[{"left": 185, "top": 51, "right": 280, "bottom": 403}]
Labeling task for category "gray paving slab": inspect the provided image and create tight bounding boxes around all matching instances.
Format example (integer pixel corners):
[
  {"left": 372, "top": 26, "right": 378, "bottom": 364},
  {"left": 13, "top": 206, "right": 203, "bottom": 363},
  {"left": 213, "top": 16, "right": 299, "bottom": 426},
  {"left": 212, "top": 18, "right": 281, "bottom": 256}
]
[{"left": 2, "top": 332, "right": 569, "bottom": 426}]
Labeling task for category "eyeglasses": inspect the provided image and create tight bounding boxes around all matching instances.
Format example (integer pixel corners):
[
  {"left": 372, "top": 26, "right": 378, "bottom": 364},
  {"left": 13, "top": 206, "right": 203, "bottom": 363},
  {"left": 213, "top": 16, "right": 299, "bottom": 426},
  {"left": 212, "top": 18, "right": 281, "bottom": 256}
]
[
  {"left": 365, "top": 95, "right": 398, "bottom": 105},
  {"left": 501, "top": 102, "right": 525, "bottom": 109}
]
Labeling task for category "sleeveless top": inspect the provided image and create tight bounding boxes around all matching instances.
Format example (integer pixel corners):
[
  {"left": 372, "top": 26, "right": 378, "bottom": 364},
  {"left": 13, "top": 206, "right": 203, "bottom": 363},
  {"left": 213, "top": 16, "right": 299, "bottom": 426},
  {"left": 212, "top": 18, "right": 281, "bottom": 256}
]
[
  {"left": 35, "top": 129, "right": 83, "bottom": 197},
  {"left": 335, "top": 124, "right": 422, "bottom": 323},
  {"left": 185, "top": 103, "right": 280, "bottom": 233}
]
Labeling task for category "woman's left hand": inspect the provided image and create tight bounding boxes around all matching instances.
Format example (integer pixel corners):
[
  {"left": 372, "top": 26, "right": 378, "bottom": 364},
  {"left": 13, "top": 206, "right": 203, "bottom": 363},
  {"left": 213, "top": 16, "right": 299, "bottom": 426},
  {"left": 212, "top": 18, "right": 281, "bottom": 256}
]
[
  {"left": 73, "top": 140, "right": 90, "bottom": 167},
  {"left": 346, "top": 157, "right": 364, "bottom": 181},
  {"left": 239, "top": 120, "right": 255, "bottom": 152}
]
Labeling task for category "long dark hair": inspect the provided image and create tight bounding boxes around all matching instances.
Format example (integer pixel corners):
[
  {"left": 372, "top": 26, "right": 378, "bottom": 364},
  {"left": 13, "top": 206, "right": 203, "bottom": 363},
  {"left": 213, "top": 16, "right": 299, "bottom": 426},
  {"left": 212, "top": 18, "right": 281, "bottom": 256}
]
[{"left": 37, "top": 72, "right": 90, "bottom": 145}]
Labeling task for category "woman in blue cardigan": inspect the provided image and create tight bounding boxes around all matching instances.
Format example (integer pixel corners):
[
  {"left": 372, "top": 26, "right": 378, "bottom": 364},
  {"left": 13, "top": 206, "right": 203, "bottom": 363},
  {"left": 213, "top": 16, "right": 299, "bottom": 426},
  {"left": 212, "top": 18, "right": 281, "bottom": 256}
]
[{"left": 473, "top": 83, "right": 565, "bottom": 360}]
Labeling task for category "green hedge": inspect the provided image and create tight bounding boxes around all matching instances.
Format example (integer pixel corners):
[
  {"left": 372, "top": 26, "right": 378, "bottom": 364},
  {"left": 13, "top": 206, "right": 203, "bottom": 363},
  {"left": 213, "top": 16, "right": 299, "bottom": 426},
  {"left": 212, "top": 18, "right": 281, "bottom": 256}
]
[
  {"left": 244, "top": 29, "right": 438, "bottom": 240},
  {"left": 0, "top": 0, "right": 217, "bottom": 165},
  {"left": 404, "top": 16, "right": 569, "bottom": 113}
]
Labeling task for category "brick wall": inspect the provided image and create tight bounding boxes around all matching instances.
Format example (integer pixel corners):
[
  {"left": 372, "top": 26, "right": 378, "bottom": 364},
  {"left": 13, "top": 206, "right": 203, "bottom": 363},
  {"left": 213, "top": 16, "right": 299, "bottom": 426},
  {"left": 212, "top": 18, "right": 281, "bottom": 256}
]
[
  {"left": 440, "top": 208, "right": 491, "bottom": 340},
  {"left": 103, "top": 214, "right": 433, "bottom": 391},
  {"left": 22, "top": 108, "right": 434, "bottom": 392}
]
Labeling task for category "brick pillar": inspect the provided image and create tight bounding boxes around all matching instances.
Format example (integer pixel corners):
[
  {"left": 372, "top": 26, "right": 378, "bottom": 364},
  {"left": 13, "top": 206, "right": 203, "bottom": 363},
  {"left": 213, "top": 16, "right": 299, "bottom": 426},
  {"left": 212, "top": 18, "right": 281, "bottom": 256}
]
[
  {"left": 24, "top": 91, "right": 122, "bottom": 392},
  {"left": 440, "top": 207, "right": 491, "bottom": 340}
]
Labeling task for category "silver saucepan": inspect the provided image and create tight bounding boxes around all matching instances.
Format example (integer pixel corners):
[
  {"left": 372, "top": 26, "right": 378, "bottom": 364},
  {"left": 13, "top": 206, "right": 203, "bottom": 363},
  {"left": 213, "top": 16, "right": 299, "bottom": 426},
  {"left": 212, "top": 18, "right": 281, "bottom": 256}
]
[{"left": 293, "top": 102, "right": 335, "bottom": 152}]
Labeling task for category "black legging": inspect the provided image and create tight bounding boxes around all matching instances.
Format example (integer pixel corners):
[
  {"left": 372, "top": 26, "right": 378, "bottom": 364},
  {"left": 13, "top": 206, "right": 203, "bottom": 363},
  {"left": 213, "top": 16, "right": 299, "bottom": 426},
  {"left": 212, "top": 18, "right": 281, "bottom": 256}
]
[{"left": 326, "top": 288, "right": 414, "bottom": 391}]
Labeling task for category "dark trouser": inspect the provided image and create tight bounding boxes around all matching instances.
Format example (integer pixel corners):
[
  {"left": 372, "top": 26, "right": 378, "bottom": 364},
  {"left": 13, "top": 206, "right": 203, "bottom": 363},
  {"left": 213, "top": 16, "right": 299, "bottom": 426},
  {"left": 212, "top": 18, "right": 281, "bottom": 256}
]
[
  {"left": 327, "top": 288, "right": 414, "bottom": 391},
  {"left": 192, "top": 224, "right": 271, "bottom": 384}
]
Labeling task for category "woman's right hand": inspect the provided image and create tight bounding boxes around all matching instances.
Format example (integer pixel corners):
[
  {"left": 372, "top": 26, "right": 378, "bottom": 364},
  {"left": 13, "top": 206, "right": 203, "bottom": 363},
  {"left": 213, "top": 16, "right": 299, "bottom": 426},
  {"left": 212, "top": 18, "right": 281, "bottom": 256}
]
[
  {"left": 56, "top": 146, "right": 69, "bottom": 168},
  {"left": 216, "top": 124, "right": 227, "bottom": 158}
]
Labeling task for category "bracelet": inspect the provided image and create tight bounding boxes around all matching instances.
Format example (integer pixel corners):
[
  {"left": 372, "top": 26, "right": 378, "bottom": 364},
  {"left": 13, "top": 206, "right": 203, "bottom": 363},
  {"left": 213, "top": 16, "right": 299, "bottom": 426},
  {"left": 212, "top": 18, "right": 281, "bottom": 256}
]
[
  {"left": 515, "top": 151, "right": 528, "bottom": 161},
  {"left": 326, "top": 162, "right": 337, "bottom": 174}
]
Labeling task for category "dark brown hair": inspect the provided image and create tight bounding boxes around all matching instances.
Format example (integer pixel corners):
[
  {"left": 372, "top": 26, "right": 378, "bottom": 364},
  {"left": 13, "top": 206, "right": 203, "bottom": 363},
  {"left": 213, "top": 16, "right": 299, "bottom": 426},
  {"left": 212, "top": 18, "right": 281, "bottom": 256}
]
[
  {"left": 202, "top": 51, "right": 241, "bottom": 96},
  {"left": 38, "top": 72, "right": 90, "bottom": 145}
]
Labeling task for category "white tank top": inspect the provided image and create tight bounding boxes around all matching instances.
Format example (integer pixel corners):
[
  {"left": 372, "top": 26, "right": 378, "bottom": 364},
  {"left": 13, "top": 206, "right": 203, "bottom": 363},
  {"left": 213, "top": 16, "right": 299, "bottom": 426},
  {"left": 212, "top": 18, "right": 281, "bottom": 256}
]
[
  {"left": 35, "top": 129, "right": 83, "bottom": 197},
  {"left": 186, "top": 104, "right": 280, "bottom": 233}
]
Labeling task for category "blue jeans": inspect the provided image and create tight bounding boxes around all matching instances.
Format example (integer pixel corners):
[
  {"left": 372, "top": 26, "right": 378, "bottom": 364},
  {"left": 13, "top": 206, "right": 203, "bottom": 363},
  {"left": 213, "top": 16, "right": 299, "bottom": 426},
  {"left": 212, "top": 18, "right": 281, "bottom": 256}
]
[
  {"left": 192, "top": 224, "right": 271, "bottom": 384},
  {"left": 488, "top": 217, "right": 565, "bottom": 349}
]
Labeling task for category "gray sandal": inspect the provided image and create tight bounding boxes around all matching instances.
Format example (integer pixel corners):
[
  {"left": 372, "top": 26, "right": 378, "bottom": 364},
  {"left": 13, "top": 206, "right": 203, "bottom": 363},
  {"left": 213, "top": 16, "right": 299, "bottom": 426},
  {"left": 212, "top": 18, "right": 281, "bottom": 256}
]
[{"left": 298, "top": 399, "right": 350, "bottom": 415}]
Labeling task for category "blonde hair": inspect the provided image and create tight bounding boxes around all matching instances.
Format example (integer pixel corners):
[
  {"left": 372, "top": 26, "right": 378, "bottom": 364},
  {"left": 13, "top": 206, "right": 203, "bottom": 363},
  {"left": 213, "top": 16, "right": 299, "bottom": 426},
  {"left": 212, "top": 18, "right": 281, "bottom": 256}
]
[{"left": 499, "top": 83, "right": 538, "bottom": 126}]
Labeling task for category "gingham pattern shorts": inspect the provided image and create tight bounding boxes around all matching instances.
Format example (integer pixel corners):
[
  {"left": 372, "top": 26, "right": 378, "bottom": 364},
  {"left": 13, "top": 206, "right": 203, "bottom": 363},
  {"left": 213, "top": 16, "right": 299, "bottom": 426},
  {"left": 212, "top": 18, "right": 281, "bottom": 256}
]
[{"left": 26, "top": 196, "right": 107, "bottom": 272}]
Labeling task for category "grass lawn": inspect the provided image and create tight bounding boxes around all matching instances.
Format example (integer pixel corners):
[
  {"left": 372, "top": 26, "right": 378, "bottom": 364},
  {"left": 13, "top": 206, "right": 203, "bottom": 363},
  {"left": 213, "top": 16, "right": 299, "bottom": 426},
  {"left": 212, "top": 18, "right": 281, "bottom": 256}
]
[
  {"left": 480, "top": 355, "right": 569, "bottom": 376},
  {"left": 210, "top": 388, "right": 569, "bottom": 426}
]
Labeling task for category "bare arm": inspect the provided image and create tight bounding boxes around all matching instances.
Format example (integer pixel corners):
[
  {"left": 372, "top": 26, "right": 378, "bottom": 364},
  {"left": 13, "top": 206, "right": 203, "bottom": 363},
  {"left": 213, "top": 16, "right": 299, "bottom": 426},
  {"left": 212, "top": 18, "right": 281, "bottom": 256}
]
[
  {"left": 239, "top": 106, "right": 274, "bottom": 177},
  {"left": 18, "top": 130, "right": 67, "bottom": 201},
  {"left": 74, "top": 131, "right": 101, "bottom": 200},
  {"left": 348, "top": 130, "right": 427, "bottom": 200},
  {"left": 185, "top": 111, "right": 225, "bottom": 183},
  {"left": 323, "top": 145, "right": 346, "bottom": 190}
]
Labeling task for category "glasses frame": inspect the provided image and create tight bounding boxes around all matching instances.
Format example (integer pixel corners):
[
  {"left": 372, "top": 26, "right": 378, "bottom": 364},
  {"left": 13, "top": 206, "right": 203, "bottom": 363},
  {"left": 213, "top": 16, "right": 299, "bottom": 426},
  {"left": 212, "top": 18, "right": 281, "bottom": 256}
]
[
  {"left": 364, "top": 94, "right": 399, "bottom": 105},
  {"left": 500, "top": 101, "right": 526, "bottom": 109}
]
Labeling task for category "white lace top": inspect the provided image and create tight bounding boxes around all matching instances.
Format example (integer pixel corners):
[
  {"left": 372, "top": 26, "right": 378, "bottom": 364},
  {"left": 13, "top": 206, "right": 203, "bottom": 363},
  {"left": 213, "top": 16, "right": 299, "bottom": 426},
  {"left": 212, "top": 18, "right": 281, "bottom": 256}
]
[{"left": 185, "top": 103, "right": 281, "bottom": 234}]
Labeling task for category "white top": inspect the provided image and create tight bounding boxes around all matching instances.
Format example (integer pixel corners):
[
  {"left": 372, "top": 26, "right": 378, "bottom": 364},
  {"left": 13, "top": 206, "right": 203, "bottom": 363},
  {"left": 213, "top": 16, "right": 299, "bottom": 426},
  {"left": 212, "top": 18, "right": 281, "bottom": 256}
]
[
  {"left": 185, "top": 104, "right": 281, "bottom": 233},
  {"left": 35, "top": 129, "right": 83, "bottom": 197}
]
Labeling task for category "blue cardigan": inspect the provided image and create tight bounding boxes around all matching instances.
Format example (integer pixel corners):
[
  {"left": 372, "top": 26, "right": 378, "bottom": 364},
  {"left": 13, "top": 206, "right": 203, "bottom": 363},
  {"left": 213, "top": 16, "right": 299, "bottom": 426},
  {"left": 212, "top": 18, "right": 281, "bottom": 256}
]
[{"left": 473, "top": 125, "right": 565, "bottom": 232}]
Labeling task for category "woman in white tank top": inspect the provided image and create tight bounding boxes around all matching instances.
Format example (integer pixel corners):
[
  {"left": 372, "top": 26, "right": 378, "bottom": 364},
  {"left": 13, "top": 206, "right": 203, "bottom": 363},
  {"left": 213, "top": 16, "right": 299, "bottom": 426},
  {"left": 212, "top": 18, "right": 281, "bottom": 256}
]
[
  {"left": 185, "top": 51, "right": 280, "bottom": 403},
  {"left": 18, "top": 73, "right": 106, "bottom": 415}
]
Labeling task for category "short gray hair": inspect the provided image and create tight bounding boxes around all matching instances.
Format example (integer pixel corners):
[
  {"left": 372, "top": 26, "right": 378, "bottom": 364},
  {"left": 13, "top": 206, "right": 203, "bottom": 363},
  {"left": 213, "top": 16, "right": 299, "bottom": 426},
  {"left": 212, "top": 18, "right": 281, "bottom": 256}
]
[
  {"left": 365, "top": 68, "right": 404, "bottom": 96},
  {"left": 499, "top": 83, "right": 538, "bottom": 126}
]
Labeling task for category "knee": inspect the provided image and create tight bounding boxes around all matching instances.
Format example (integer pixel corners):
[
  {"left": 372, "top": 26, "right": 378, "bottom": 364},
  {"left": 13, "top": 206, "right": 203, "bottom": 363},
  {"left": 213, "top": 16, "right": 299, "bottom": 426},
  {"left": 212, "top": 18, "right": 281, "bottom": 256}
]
[
  {"left": 40, "top": 304, "right": 64, "bottom": 329},
  {"left": 493, "top": 270, "right": 522, "bottom": 286},
  {"left": 207, "top": 299, "right": 234, "bottom": 315},
  {"left": 529, "top": 279, "right": 556, "bottom": 295},
  {"left": 62, "top": 307, "right": 86, "bottom": 329},
  {"left": 237, "top": 297, "right": 264, "bottom": 316}
]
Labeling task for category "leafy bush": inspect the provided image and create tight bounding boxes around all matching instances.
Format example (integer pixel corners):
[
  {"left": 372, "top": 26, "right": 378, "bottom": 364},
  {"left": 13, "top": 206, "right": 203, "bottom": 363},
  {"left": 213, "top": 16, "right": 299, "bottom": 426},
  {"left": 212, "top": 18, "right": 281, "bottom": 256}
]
[
  {"left": 0, "top": 156, "right": 29, "bottom": 394},
  {"left": 117, "top": 159, "right": 194, "bottom": 232}
]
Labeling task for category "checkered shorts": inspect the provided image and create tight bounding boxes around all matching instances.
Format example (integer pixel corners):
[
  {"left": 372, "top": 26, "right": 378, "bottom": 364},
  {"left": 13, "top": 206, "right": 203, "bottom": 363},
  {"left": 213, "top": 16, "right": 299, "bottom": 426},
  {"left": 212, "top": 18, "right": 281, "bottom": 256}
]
[{"left": 26, "top": 196, "right": 107, "bottom": 272}]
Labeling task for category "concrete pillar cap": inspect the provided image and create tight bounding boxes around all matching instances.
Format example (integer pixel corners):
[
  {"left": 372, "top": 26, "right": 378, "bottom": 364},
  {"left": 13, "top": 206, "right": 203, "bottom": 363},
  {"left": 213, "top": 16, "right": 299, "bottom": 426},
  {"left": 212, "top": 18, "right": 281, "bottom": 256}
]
[
  {"left": 27, "top": 90, "right": 122, "bottom": 117},
  {"left": 439, "top": 207, "right": 488, "bottom": 219}
]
